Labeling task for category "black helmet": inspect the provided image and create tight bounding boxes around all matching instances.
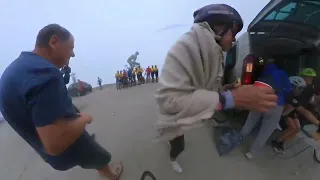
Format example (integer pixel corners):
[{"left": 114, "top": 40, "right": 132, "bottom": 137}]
[{"left": 193, "top": 4, "right": 243, "bottom": 36}]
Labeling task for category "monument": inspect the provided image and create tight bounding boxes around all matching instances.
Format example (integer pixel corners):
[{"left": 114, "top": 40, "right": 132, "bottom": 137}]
[{"left": 127, "top": 51, "right": 140, "bottom": 69}]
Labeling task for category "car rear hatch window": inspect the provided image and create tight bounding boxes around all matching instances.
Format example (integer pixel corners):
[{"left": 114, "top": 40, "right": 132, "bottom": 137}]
[{"left": 248, "top": 0, "right": 320, "bottom": 41}]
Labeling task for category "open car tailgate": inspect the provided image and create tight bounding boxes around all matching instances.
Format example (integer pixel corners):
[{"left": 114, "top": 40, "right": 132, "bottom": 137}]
[{"left": 248, "top": 0, "right": 320, "bottom": 46}]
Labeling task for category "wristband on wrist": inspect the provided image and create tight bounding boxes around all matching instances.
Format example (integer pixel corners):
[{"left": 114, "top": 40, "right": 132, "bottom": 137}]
[
  {"left": 218, "top": 92, "right": 226, "bottom": 109},
  {"left": 218, "top": 90, "right": 235, "bottom": 110}
]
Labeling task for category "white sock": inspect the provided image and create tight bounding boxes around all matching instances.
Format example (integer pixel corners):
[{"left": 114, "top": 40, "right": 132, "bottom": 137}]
[
  {"left": 170, "top": 160, "right": 183, "bottom": 173},
  {"left": 245, "top": 152, "right": 254, "bottom": 160}
]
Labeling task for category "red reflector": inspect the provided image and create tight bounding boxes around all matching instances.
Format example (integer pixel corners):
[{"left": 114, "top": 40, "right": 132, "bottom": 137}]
[{"left": 244, "top": 73, "right": 252, "bottom": 84}]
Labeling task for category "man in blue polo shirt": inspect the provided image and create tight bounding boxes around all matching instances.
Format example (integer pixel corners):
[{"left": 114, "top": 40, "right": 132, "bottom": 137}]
[{"left": 0, "top": 24, "right": 123, "bottom": 180}]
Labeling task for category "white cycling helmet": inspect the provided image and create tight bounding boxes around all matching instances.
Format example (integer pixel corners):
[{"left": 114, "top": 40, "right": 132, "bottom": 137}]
[{"left": 289, "top": 76, "right": 306, "bottom": 88}]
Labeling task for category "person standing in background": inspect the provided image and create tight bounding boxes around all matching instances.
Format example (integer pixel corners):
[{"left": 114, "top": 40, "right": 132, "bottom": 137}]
[
  {"left": 115, "top": 71, "right": 121, "bottom": 90},
  {"left": 146, "top": 66, "right": 151, "bottom": 83},
  {"left": 61, "top": 64, "right": 71, "bottom": 84},
  {"left": 151, "top": 65, "right": 155, "bottom": 83},
  {"left": 97, "top": 77, "right": 103, "bottom": 90},
  {"left": 154, "top": 65, "right": 159, "bottom": 82}
]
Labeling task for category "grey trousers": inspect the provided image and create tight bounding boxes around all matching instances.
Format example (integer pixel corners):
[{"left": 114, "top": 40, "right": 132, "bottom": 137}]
[{"left": 241, "top": 106, "right": 284, "bottom": 156}]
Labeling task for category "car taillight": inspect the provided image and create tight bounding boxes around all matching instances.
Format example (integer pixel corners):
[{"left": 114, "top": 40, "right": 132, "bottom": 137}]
[
  {"left": 244, "top": 73, "right": 252, "bottom": 84},
  {"left": 242, "top": 55, "right": 254, "bottom": 84}
]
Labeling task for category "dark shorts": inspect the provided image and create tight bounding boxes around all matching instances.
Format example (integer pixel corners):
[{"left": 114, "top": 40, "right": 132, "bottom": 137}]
[
  {"left": 44, "top": 131, "right": 111, "bottom": 171},
  {"left": 71, "top": 131, "right": 111, "bottom": 170}
]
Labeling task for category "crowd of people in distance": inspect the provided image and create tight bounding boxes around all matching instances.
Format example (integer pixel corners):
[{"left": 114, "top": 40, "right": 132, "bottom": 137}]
[{"left": 115, "top": 65, "right": 159, "bottom": 90}]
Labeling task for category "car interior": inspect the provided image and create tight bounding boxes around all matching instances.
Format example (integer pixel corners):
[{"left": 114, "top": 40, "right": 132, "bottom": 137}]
[{"left": 248, "top": 0, "right": 320, "bottom": 83}]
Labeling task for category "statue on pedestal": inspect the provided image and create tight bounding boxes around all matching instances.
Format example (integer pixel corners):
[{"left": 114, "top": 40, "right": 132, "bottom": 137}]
[{"left": 127, "top": 51, "right": 140, "bottom": 69}]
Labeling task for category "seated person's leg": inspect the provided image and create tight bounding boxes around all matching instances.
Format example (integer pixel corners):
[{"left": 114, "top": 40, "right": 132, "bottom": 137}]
[
  {"left": 273, "top": 115, "right": 300, "bottom": 153},
  {"left": 286, "top": 117, "right": 301, "bottom": 141},
  {"left": 240, "top": 111, "right": 262, "bottom": 137},
  {"left": 248, "top": 106, "right": 283, "bottom": 157}
]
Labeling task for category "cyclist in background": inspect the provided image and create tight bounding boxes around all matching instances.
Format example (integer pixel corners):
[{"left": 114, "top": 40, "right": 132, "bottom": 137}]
[{"left": 137, "top": 66, "right": 143, "bottom": 84}]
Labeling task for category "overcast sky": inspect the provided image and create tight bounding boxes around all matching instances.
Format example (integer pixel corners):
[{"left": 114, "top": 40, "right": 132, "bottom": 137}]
[{"left": 0, "top": 0, "right": 270, "bottom": 86}]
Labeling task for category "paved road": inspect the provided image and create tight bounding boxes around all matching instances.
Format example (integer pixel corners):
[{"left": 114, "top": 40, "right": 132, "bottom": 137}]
[{"left": 0, "top": 83, "right": 319, "bottom": 180}]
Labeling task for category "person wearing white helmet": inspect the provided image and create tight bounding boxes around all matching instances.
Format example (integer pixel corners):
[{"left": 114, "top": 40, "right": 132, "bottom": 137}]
[
  {"left": 273, "top": 71, "right": 320, "bottom": 154},
  {"left": 155, "top": 4, "right": 278, "bottom": 173}
]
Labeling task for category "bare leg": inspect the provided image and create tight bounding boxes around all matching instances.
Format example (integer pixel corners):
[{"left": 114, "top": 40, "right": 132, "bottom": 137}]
[{"left": 278, "top": 118, "right": 300, "bottom": 142}]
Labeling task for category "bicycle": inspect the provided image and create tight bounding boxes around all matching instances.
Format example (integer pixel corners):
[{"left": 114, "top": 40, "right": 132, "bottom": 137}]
[
  {"left": 140, "top": 171, "right": 156, "bottom": 180},
  {"left": 122, "top": 77, "right": 129, "bottom": 88},
  {"left": 137, "top": 73, "right": 145, "bottom": 85}
]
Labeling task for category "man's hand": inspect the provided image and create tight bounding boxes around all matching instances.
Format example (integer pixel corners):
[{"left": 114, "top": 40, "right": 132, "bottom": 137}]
[
  {"left": 78, "top": 113, "right": 93, "bottom": 124},
  {"left": 232, "top": 85, "right": 278, "bottom": 112}
]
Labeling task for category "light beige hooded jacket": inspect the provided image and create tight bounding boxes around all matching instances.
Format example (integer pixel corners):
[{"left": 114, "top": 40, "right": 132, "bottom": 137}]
[{"left": 155, "top": 22, "right": 225, "bottom": 141}]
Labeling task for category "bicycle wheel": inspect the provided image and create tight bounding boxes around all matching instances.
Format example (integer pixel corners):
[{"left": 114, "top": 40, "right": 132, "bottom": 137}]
[{"left": 140, "top": 171, "right": 156, "bottom": 180}]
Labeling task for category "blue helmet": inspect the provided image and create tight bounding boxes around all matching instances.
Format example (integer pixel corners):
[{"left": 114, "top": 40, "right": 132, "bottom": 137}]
[{"left": 193, "top": 4, "right": 243, "bottom": 35}]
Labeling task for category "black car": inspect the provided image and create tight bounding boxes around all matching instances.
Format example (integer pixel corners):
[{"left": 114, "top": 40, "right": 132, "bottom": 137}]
[{"left": 68, "top": 81, "right": 92, "bottom": 97}]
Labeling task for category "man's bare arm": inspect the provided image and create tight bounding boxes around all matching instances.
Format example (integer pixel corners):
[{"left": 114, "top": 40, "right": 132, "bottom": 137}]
[{"left": 36, "top": 114, "right": 92, "bottom": 156}]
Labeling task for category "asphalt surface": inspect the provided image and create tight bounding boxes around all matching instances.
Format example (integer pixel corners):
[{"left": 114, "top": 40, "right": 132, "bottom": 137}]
[{"left": 0, "top": 83, "right": 319, "bottom": 180}]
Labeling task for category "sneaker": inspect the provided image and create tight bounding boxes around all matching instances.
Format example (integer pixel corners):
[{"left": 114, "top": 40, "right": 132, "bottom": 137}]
[
  {"left": 170, "top": 160, "right": 183, "bottom": 173},
  {"left": 272, "top": 140, "right": 284, "bottom": 154},
  {"left": 245, "top": 152, "right": 254, "bottom": 160}
]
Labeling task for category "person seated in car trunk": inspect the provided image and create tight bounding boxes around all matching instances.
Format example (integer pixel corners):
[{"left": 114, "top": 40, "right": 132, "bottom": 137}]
[{"left": 273, "top": 68, "right": 320, "bottom": 153}]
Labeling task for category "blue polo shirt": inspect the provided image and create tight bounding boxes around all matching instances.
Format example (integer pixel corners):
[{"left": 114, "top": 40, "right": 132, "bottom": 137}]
[
  {"left": 258, "top": 64, "right": 292, "bottom": 106},
  {"left": 0, "top": 52, "right": 80, "bottom": 170}
]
